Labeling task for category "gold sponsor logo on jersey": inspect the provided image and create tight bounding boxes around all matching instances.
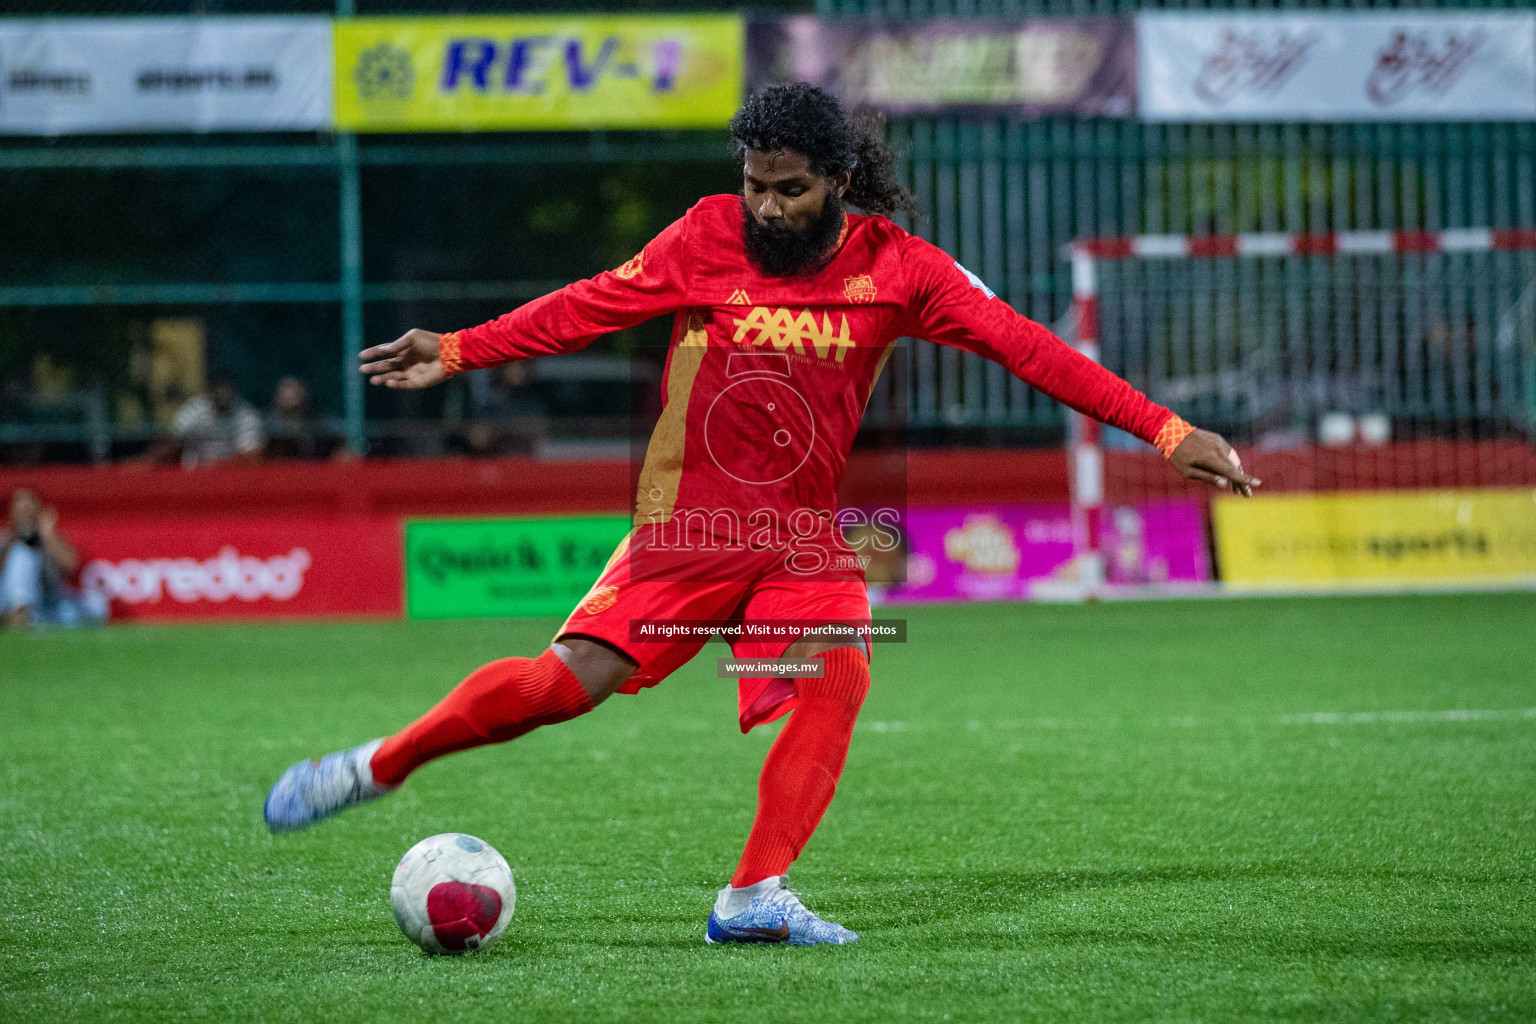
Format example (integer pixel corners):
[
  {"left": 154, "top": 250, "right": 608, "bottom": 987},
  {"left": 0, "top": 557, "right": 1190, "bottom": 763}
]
[{"left": 731, "top": 306, "right": 854, "bottom": 362}]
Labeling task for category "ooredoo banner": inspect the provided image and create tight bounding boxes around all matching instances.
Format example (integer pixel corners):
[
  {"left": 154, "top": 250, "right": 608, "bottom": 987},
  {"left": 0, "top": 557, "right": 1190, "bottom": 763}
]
[
  {"left": 0, "top": 18, "right": 334, "bottom": 134},
  {"left": 871, "top": 500, "right": 1210, "bottom": 605},
  {"left": 1213, "top": 489, "right": 1536, "bottom": 589},
  {"left": 1137, "top": 11, "right": 1536, "bottom": 122},
  {"left": 748, "top": 16, "right": 1134, "bottom": 117},
  {"left": 71, "top": 517, "right": 401, "bottom": 620},
  {"left": 334, "top": 15, "right": 742, "bottom": 132}
]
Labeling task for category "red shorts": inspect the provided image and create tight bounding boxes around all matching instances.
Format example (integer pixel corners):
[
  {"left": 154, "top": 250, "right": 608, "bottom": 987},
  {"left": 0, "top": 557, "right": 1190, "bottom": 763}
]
[{"left": 553, "top": 523, "right": 871, "bottom": 732}]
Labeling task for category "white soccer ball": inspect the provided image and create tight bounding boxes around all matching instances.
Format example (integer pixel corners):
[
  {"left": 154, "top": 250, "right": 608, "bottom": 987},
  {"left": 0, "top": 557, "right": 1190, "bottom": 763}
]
[{"left": 390, "top": 833, "right": 515, "bottom": 955}]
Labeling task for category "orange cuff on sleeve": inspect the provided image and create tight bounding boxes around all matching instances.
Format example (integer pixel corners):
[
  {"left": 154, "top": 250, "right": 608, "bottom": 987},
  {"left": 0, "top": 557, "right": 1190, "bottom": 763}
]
[
  {"left": 1153, "top": 413, "right": 1195, "bottom": 459},
  {"left": 439, "top": 332, "right": 463, "bottom": 378}
]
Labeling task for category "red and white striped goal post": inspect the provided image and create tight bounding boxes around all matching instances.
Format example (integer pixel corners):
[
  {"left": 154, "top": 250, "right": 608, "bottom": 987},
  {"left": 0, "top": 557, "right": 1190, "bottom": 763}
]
[
  {"left": 1072, "top": 227, "right": 1536, "bottom": 265},
  {"left": 1062, "top": 227, "right": 1536, "bottom": 596}
]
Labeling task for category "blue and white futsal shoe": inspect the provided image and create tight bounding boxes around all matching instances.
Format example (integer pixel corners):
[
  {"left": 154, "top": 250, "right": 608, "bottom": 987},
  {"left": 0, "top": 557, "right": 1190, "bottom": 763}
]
[
  {"left": 263, "top": 738, "right": 395, "bottom": 833},
  {"left": 705, "top": 876, "right": 859, "bottom": 946}
]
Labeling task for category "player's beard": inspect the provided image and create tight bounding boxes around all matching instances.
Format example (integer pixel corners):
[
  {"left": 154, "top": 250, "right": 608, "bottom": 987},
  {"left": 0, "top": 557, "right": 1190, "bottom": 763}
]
[{"left": 741, "top": 193, "right": 846, "bottom": 278}]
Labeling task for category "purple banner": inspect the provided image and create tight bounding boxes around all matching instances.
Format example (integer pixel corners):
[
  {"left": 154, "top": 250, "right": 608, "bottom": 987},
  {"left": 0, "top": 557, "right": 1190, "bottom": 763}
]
[
  {"left": 869, "top": 501, "right": 1209, "bottom": 605},
  {"left": 747, "top": 16, "right": 1135, "bottom": 117}
]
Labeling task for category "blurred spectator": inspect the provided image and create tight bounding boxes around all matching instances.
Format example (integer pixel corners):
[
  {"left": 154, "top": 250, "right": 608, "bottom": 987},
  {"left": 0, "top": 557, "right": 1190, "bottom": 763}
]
[
  {"left": 166, "top": 375, "right": 265, "bottom": 468},
  {"left": 461, "top": 362, "right": 547, "bottom": 456},
  {"left": 1, "top": 488, "right": 107, "bottom": 629},
  {"left": 265, "top": 376, "right": 336, "bottom": 461}
]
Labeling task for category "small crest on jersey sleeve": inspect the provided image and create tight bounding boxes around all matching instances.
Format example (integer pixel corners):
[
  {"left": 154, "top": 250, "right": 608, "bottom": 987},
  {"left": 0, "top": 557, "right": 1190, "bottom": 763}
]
[
  {"left": 580, "top": 585, "right": 621, "bottom": 613},
  {"left": 843, "top": 274, "right": 878, "bottom": 304},
  {"left": 615, "top": 252, "right": 644, "bottom": 280},
  {"left": 954, "top": 261, "right": 995, "bottom": 300}
]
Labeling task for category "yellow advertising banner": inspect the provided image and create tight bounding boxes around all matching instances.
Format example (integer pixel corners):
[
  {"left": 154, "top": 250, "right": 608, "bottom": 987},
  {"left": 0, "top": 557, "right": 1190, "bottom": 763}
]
[
  {"left": 335, "top": 15, "right": 742, "bottom": 132},
  {"left": 1213, "top": 488, "right": 1536, "bottom": 587}
]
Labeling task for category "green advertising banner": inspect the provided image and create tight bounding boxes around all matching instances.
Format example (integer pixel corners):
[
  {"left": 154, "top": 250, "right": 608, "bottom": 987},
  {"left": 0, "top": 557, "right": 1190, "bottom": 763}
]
[{"left": 405, "top": 516, "right": 631, "bottom": 620}]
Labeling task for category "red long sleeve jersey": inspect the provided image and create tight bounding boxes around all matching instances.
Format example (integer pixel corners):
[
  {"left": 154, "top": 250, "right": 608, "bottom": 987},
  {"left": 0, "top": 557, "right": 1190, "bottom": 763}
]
[{"left": 450, "top": 194, "right": 1174, "bottom": 531}]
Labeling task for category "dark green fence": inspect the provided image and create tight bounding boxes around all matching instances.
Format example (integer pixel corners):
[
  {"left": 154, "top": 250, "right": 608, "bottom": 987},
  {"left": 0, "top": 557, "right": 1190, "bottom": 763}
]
[
  {"left": 2, "top": 0, "right": 1533, "bottom": 461},
  {"left": 872, "top": 115, "right": 1536, "bottom": 434}
]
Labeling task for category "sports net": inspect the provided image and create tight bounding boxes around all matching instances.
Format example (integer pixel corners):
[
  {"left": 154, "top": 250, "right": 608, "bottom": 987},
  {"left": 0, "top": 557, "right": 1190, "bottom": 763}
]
[{"left": 1067, "top": 231, "right": 1536, "bottom": 592}]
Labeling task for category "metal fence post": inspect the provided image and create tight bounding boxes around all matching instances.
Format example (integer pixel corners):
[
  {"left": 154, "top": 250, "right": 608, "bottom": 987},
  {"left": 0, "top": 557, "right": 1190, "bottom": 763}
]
[
  {"left": 1068, "top": 245, "right": 1104, "bottom": 599},
  {"left": 339, "top": 132, "right": 366, "bottom": 456}
]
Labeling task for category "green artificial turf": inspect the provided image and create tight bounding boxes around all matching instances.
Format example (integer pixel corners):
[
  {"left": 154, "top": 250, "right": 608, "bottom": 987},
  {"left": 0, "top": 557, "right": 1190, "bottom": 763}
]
[{"left": 1, "top": 594, "right": 1533, "bottom": 1023}]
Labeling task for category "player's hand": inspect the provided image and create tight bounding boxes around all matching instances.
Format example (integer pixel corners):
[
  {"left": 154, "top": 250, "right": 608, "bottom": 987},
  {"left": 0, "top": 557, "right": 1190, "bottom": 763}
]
[
  {"left": 359, "top": 329, "right": 446, "bottom": 389},
  {"left": 1170, "top": 428, "right": 1261, "bottom": 498}
]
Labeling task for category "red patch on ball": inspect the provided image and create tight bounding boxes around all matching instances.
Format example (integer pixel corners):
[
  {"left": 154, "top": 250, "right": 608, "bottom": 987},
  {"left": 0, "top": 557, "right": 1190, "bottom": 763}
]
[{"left": 426, "top": 881, "right": 502, "bottom": 951}]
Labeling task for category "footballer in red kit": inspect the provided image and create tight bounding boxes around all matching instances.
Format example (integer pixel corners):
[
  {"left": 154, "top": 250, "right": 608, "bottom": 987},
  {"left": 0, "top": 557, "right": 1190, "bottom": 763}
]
[{"left": 265, "top": 83, "right": 1258, "bottom": 945}]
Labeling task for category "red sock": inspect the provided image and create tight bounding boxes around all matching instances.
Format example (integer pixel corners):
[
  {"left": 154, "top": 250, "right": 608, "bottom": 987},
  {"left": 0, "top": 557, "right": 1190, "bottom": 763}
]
[
  {"left": 370, "top": 649, "right": 592, "bottom": 787},
  {"left": 731, "top": 647, "right": 871, "bottom": 888}
]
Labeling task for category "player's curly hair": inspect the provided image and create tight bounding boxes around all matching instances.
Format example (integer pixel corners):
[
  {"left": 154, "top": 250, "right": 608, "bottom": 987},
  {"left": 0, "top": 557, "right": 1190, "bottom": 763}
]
[{"left": 729, "top": 83, "right": 917, "bottom": 219}]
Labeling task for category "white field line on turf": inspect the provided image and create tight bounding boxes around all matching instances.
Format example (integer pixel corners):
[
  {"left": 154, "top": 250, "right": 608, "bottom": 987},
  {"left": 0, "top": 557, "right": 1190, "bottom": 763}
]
[
  {"left": 878, "top": 577, "right": 1536, "bottom": 605},
  {"left": 1278, "top": 707, "right": 1536, "bottom": 725},
  {"left": 844, "top": 708, "right": 1536, "bottom": 734}
]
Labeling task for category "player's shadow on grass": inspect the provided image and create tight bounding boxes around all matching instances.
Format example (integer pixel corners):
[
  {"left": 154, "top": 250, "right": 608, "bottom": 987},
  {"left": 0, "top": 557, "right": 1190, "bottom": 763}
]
[
  {"left": 602, "top": 937, "right": 725, "bottom": 950},
  {"left": 867, "top": 863, "right": 1518, "bottom": 930},
  {"left": 565, "top": 910, "right": 720, "bottom": 951},
  {"left": 952, "top": 930, "right": 1532, "bottom": 960}
]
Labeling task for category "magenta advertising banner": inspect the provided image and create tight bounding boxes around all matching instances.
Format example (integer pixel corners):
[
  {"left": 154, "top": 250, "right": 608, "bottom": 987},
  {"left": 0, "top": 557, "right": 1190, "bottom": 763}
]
[
  {"left": 747, "top": 16, "right": 1136, "bottom": 117},
  {"left": 869, "top": 501, "right": 1210, "bottom": 605}
]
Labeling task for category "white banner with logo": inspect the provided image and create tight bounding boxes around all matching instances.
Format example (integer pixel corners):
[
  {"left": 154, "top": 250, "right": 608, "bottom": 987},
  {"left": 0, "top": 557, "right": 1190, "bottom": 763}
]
[
  {"left": 0, "top": 17, "right": 333, "bottom": 134},
  {"left": 1137, "top": 12, "right": 1536, "bottom": 122}
]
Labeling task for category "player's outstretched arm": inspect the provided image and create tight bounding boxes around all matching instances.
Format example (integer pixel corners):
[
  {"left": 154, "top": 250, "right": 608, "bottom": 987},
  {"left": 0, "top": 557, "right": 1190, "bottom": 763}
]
[
  {"left": 431, "top": 212, "right": 693, "bottom": 376},
  {"left": 1168, "top": 428, "right": 1260, "bottom": 498},
  {"left": 372, "top": 206, "right": 693, "bottom": 382},
  {"left": 360, "top": 329, "right": 447, "bottom": 390}
]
